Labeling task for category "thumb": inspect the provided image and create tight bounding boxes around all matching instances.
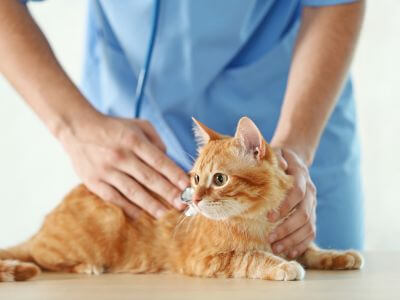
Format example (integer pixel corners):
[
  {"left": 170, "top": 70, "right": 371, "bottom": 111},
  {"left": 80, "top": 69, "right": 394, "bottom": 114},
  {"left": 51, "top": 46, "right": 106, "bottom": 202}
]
[{"left": 273, "top": 148, "right": 288, "bottom": 170}]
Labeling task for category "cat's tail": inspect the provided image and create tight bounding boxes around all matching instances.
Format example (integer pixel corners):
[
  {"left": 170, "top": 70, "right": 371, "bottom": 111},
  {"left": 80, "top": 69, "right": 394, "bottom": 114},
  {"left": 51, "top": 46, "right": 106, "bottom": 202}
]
[{"left": 0, "top": 241, "right": 41, "bottom": 282}]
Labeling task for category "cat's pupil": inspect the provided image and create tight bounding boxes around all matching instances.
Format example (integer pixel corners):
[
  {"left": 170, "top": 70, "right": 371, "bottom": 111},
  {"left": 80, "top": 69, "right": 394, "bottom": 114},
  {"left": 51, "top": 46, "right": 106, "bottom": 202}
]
[
  {"left": 217, "top": 175, "right": 223, "bottom": 183},
  {"left": 214, "top": 173, "right": 227, "bottom": 186},
  {"left": 194, "top": 174, "right": 200, "bottom": 185}
]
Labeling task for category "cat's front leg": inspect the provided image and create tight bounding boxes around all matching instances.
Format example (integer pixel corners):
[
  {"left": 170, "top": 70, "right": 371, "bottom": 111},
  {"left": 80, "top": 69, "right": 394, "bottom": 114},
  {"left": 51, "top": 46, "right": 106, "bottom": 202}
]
[
  {"left": 184, "top": 251, "right": 305, "bottom": 281},
  {"left": 297, "top": 243, "right": 364, "bottom": 270}
]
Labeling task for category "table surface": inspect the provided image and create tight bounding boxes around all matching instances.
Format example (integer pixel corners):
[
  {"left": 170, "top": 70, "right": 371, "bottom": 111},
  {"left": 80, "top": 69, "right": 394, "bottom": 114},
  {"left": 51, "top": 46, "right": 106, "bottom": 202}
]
[{"left": 0, "top": 252, "right": 398, "bottom": 300}]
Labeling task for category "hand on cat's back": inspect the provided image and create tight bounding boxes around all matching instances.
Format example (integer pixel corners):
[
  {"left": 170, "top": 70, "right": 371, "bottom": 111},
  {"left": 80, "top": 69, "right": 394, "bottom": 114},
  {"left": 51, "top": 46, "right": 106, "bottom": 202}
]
[
  {"left": 267, "top": 148, "right": 317, "bottom": 259},
  {"left": 59, "top": 115, "right": 189, "bottom": 219}
]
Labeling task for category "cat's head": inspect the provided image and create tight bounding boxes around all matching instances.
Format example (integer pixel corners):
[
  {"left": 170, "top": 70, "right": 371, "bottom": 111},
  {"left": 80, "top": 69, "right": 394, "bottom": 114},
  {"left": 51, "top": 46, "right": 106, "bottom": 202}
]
[{"left": 189, "top": 117, "right": 291, "bottom": 221}]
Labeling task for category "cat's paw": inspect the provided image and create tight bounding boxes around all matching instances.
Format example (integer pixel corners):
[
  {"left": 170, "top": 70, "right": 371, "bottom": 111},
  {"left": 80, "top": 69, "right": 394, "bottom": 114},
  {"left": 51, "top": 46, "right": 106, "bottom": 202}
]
[
  {"left": 0, "top": 260, "right": 40, "bottom": 282},
  {"left": 73, "top": 264, "right": 104, "bottom": 275},
  {"left": 267, "top": 261, "right": 305, "bottom": 281},
  {"left": 321, "top": 250, "right": 364, "bottom": 270},
  {"left": 344, "top": 251, "right": 364, "bottom": 269}
]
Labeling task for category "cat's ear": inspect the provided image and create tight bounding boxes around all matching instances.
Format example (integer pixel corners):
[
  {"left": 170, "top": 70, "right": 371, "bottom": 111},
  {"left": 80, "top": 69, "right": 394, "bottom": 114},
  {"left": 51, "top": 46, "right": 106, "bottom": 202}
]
[
  {"left": 192, "top": 117, "right": 221, "bottom": 146},
  {"left": 234, "top": 117, "right": 270, "bottom": 161}
]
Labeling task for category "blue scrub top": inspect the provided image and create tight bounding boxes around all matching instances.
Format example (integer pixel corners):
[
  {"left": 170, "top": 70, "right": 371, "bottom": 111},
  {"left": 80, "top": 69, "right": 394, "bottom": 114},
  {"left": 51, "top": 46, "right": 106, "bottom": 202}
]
[
  {"left": 23, "top": 0, "right": 364, "bottom": 250},
  {"left": 78, "top": 0, "right": 359, "bottom": 172}
]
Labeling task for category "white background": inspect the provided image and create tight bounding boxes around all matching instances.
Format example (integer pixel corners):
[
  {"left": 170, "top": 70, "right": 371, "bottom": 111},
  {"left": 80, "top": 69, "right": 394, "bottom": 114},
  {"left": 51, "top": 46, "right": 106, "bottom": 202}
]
[{"left": 0, "top": 1, "right": 399, "bottom": 250}]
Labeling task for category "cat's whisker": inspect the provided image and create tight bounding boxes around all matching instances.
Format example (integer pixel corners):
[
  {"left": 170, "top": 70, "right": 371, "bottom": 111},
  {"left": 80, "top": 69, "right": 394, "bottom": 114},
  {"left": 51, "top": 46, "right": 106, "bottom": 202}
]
[
  {"left": 172, "top": 214, "right": 190, "bottom": 239},
  {"left": 184, "top": 212, "right": 197, "bottom": 234}
]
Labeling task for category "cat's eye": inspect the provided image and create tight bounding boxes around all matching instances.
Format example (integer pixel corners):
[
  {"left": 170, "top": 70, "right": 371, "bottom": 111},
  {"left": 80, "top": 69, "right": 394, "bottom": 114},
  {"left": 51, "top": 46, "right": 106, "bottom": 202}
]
[
  {"left": 213, "top": 173, "right": 228, "bottom": 187},
  {"left": 194, "top": 174, "right": 200, "bottom": 185}
]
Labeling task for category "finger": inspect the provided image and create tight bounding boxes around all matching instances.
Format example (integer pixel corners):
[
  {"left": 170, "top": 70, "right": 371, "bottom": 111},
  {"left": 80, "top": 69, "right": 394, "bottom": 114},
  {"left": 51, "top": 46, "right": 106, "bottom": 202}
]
[
  {"left": 106, "top": 170, "right": 168, "bottom": 219},
  {"left": 278, "top": 166, "right": 307, "bottom": 219},
  {"left": 273, "top": 148, "right": 288, "bottom": 170},
  {"left": 268, "top": 197, "right": 311, "bottom": 244},
  {"left": 281, "top": 149, "right": 304, "bottom": 172},
  {"left": 137, "top": 120, "right": 166, "bottom": 152},
  {"left": 288, "top": 233, "right": 315, "bottom": 259},
  {"left": 86, "top": 181, "right": 141, "bottom": 219},
  {"left": 268, "top": 169, "right": 306, "bottom": 222},
  {"left": 271, "top": 221, "right": 315, "bottom": 255},
  {"left": 129, "top": 132, "right": 189, "bottom": 190},
  {"left": 278, "top": 156, "right": 288, "bottom": 170},
  {"left": 116, "top": 152, "right": 185, "bottom": 210}
]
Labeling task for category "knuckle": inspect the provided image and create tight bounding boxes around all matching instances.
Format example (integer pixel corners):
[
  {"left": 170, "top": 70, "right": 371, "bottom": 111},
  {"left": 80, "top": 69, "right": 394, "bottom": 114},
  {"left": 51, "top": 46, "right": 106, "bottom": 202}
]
[
  {"left": 277, "top": 226, "right": 288, "bottom": 239},
  {"left": 305, "top": 222, "right": 314, "bottom": 234},
  {"left": 300, "top": 164, "right": 309, "bottom": 174},
  {"left": 310, "top": 224, "right": 317, "bottom": 238},
  {"left": 151, "top": 154, "right": 166, "bottom": 168},
  {"left": 308, "top": 182, "right": 317, "bottom": 195},
  {"left": 99, "top": 188, "right": 116, "bottom": 203},
  {"left": 108, "top": 148, "right": 125, "bottom": 163},
  {"left": 295, "top": 245, "right": 306, "bottom": 256},
  {"left": 283, "top": 237, "right": 294, "bottom": 248},
  {"left": 140, "top": 170, "right": 157, "bottom": 184},
  {"left": 125, "top": 131, "right": 141, "bottom": 148},
  {"left": 142, "top": 120, "right": 152, "bottom": 129},
  {"left": 280, "top": 201, "right": 290, "bottom": 215},
  {"left": 124, "top": 184, "right": 140, "bottom": 200},
  {"left": 98, "top": 162, "right": 111, "bottom": 175},
  {"left": 293, "top": 185, "right": 305, "bottom": 199},
  {"left": 299, "top": 210, "right": 310, "bottom": 223}
]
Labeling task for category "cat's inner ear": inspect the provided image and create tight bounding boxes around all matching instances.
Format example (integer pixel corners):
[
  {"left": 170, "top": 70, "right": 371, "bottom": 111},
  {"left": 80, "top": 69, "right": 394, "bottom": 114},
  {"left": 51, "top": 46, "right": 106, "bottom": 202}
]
[
  {"left": 192, "top": 117, "right": 221, "bottom": 146},
  {"left": 234, "top": 117, "right": 268, "bottom": 161}
]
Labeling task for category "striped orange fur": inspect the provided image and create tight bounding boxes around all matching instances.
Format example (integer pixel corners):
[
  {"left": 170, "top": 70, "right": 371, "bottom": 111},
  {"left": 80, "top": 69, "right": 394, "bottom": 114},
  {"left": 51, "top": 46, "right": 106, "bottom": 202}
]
[{"left": 0, "top": 117, "right": 363, "bottom": 282}]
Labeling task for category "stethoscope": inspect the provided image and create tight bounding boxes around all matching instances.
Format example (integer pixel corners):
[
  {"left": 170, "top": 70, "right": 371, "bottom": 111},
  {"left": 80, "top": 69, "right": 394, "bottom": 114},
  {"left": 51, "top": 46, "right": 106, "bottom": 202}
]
[
  {"left": 134, "top": 0, "right": 196, "bottom": 213},
  {"left": 134, "top": 0, "right": 160, "bottom": 118}
]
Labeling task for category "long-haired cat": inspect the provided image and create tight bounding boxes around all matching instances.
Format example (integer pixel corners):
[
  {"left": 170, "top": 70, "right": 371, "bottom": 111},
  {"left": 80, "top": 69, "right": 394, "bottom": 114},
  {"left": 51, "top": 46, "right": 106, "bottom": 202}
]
[{"left": 0, "top": 117, "right": 363, "bottom": 282}]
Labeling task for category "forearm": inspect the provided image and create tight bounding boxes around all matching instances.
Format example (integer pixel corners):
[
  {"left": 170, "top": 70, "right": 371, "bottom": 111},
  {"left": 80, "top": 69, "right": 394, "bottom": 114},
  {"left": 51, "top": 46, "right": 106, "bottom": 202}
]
[
  {"left": 271, "top": 1, "right": 365, "bottom": 166},
  {"left": 0, "top": 0, "right": 100, "bottom": 140}
]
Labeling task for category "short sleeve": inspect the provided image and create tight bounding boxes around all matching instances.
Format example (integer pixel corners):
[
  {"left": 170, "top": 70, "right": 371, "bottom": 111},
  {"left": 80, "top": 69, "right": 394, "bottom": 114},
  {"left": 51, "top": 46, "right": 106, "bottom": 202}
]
[
  {"left": 302, "top": 0, "right": 358, "bottom": 6},
  {"left": 20, "top": 0, "right": 44, "bottom": 4}
]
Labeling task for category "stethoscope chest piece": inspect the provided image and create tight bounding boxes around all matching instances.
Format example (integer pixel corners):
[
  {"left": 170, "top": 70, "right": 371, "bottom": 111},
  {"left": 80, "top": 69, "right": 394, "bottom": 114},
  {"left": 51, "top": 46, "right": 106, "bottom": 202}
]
[
  {"left": 180, "top": 187, "right": 194, "bottom": 203},
  {"left": 180, "top": 187, "right": 198, "bottom": 216}
]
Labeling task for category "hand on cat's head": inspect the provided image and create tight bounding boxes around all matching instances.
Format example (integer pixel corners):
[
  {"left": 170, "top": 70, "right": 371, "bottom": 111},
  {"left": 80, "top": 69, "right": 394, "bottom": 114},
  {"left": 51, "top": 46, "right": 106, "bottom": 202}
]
[{"left": 188, "top": 116, "right": 290, "bottom": 221}]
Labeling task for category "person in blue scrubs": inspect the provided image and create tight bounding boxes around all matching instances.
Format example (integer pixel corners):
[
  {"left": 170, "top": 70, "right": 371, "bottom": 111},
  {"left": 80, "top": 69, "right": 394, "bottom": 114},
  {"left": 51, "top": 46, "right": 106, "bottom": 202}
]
[{"left": 1, "top": 0, "right": 365, "bottom": 257}]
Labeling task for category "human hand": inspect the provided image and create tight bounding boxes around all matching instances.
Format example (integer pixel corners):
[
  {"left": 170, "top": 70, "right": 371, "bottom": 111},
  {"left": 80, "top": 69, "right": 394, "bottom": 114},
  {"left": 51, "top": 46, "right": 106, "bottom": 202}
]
[
  {"left": 59, "top": 114, "right": 189, "bottom": 219},
  {"left": 267, "top": 148, "right": 317, "bottom": 259}
]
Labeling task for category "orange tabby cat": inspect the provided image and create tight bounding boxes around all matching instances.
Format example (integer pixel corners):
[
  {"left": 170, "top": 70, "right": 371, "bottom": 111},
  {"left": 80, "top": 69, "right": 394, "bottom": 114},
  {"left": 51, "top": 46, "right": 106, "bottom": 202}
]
[{"left": 0, "top": 117, "right": 363, "bottom": 282}]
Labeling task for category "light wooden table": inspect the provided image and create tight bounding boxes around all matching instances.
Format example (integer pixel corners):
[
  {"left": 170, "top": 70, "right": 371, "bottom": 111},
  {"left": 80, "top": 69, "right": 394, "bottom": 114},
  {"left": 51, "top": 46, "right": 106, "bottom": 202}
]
[{"left": 0, "top": 252, "right": 398, "bottom": 300}]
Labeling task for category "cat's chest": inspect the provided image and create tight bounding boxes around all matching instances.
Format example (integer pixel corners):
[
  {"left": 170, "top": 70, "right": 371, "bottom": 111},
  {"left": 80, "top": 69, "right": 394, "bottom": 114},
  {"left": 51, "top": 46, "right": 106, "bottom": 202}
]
[{"left": 201, "top": 221, "right": 277, "bottom": 253}]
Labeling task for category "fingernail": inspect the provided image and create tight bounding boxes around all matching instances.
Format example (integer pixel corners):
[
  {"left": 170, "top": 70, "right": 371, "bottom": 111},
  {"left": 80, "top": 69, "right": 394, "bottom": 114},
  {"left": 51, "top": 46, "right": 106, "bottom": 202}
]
[
  {"left": 290, "top": 250, "right": 298, "bottom": 258},
  {"left": 275, "top": 244, "right": 284, "bottom": 254},
  {"left": 269, "top": 233, "right": 277, "bottom": 243},
  {"left": 178, "top": 180, "right": 188, "bottom": 190},
  {"left": 155, "top": 209, "right": 166, "bottom": 219}
]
